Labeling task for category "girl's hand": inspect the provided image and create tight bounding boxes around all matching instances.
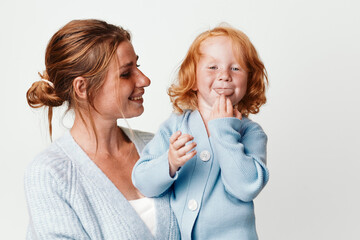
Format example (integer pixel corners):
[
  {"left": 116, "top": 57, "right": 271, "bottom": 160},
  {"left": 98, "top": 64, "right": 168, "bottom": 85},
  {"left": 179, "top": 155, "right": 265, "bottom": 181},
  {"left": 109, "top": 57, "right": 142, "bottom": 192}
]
[
  {"left": 168, "top": 131, "right": 197, "bottom": 177},
  {"left": 233, "top": 104, "right": 242, "bottom": 120},
  {"left": 210, "top": 95, "right": 242, "bottom": 120}
]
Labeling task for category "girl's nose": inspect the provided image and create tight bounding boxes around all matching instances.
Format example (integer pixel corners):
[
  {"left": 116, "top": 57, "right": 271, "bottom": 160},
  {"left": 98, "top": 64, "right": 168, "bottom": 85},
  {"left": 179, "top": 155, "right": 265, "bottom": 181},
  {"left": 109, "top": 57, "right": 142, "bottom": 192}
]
[{"left": 218, "top": 69, "right": 231, "bottom": 82}]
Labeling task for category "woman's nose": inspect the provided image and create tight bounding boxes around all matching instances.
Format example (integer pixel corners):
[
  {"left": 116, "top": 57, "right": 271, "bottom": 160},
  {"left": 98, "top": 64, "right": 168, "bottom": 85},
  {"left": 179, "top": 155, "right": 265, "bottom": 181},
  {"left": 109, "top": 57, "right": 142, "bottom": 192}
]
[{"left": 136, "top": 69, "right": 151, "bottom": 87}]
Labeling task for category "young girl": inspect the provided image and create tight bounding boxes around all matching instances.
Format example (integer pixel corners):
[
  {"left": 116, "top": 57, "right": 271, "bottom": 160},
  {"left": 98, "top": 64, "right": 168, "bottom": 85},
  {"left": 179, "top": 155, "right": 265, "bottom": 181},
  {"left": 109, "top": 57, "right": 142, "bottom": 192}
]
[{"left": 132, "top": 25, "right": 269, "bottom": 240}]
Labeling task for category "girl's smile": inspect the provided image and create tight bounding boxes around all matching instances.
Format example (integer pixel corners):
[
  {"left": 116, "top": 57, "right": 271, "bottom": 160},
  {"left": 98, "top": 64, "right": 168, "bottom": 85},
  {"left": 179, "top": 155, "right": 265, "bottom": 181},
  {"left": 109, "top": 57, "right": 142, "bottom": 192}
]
[{"left": 213, "top": 87, "right": 234, "bottom": 96}]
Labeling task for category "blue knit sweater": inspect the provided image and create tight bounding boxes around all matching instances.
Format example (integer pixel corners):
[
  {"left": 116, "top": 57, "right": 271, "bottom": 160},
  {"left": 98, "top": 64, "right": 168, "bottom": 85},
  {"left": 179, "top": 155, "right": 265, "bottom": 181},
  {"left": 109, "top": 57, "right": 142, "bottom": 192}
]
[
  {"left": 24, "top": 128, "right": 180, "bottom": 240},
  {"left": 132, "top": 110, "right": 269, "bottom": 240}
]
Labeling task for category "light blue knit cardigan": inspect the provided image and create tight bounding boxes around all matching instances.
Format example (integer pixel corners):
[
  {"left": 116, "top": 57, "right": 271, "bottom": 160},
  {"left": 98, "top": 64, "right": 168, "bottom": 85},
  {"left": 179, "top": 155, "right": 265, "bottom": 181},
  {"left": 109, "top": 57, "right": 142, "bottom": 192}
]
[
  {"left": 133, "top": 110, "right": 269, "bottom": 240},
  {"left": 24, "top": 128, "right": 180, "bottom": 240}
]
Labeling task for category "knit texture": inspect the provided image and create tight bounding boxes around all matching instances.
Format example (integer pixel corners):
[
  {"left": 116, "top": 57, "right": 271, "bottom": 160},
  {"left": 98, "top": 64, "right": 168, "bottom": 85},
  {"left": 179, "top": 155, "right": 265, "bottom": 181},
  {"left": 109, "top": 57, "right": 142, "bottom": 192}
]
[
  {"left": 24, "top": 128, "right": 180, "bottom": 240},
  {"left": 132, "top": 110, "right": 269, "bottom": 240}
]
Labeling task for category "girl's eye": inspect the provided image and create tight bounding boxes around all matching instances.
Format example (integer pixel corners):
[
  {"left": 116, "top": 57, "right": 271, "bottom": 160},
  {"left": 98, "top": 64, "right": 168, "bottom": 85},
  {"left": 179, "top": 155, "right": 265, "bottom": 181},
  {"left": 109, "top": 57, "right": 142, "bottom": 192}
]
[
  {"left": 136, "top": 64, "right": 140, "bottom": 67},
  {"left": 231, "top": 67, "right": 240, "bottom": 71},
  {"left": 209, "top": 66, "right": 218, "bottom": 70}
]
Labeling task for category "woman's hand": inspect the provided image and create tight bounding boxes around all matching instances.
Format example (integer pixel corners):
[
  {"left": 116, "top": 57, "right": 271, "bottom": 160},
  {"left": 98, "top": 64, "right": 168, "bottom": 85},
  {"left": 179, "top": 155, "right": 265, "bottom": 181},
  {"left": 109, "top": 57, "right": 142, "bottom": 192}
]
[
  {"left": 210, "top": 94, "right": 242, "bottom": 121},
  {"left": 168, "top": 131, "right": 197, "bottom": 177}
]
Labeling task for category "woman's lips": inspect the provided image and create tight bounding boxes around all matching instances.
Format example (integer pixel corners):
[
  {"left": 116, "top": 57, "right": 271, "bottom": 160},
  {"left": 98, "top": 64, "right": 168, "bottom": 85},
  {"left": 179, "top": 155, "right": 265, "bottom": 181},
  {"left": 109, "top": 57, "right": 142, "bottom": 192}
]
[
  {"left": 129, "top": 96, "right": 143, "bottom": 101},
  {"left": 213, "top": 88, "right": 234, "bottom": 96},
  {"left": 129, "top": 92, "right": 144, "bottom": 104}
]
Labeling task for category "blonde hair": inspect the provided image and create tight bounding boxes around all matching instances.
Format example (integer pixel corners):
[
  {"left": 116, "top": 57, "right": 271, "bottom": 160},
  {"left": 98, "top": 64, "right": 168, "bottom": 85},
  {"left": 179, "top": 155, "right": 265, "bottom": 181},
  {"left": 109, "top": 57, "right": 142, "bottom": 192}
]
[
  {"left": 26, "top": 19, "right": 131, "bottom": 139},
  {"left": 168, "top": 25, "right": 268, "bottom": 117}
]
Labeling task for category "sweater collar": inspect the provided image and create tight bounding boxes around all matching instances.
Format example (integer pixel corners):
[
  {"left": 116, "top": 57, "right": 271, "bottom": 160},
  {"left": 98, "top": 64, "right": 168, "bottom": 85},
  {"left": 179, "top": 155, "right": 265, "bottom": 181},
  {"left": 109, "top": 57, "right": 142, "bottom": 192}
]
[{"left": 55, "top": 129, "right": 159, "bottom": 239}]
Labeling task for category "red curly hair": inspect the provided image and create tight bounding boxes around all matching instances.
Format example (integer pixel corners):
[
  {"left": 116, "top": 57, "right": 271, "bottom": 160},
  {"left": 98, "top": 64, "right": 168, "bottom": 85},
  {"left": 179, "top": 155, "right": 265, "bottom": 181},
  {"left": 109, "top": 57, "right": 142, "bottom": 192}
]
[{"left": 168, "top": 25, "right": 268, "bottom": 117}]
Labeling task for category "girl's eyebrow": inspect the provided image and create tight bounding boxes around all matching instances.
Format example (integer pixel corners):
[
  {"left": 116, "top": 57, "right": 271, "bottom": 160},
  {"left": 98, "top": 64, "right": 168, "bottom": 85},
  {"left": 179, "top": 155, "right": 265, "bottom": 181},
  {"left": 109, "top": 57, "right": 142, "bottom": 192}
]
[{"left": 119, "top": 55, "right": 139, "bottom": 69}]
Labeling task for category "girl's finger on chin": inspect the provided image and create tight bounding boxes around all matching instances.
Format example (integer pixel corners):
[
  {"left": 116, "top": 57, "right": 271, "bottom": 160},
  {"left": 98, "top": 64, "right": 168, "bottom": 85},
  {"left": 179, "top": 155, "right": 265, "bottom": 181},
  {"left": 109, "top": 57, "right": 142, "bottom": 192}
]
[
  {"left": 226, "top": 98, "right": 232, "bottom": 114},
  {"left": 213, "top": 96, "right": 220, "bottom": 110},
  {"left": 219, "top": 95, "right": 226, "bottom": 112}
]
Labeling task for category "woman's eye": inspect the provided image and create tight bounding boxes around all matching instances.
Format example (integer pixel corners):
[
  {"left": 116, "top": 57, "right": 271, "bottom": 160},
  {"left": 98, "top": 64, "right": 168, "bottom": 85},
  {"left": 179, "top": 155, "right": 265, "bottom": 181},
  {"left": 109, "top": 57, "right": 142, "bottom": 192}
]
[
  {"left": 120, "top": 72, "right": 131, "bottom": 78},
  {"left": 136, "top": 64, "right": 140, "bottom": 67}
]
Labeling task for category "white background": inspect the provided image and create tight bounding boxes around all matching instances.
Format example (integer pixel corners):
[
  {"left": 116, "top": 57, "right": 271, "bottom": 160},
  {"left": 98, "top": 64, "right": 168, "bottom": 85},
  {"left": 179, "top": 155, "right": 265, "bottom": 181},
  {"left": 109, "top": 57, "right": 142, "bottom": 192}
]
[{"left": 1, "top": 0, "right": 359, "bottom": 239}]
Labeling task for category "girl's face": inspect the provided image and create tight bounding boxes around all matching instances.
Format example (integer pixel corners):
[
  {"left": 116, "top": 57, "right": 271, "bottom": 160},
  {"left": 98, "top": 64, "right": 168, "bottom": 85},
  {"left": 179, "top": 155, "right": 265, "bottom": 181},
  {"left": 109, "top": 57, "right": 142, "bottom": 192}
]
[
  {"left": 93, "top": 41, "right": 151, "bottom": 120},
  {"left": 194, "top": 36, "right": 248, "bottom": 110}
]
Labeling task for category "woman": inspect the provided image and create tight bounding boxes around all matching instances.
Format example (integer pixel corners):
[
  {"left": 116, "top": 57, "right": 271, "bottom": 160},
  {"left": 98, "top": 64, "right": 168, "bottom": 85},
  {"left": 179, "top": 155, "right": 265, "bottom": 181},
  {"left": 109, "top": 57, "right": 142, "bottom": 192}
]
[{"left": 25, "top": 19, "right": 180, "bottom": 240}]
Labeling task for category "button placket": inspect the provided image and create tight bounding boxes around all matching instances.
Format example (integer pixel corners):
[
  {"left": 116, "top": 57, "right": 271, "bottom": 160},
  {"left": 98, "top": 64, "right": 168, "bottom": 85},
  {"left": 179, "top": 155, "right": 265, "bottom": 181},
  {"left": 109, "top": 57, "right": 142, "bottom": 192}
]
[
  {"left": 188, "top": 199, "right": 198, "bottom": 211},
  {"left": 200, "top": 150, "right": 211, "bottom": 162}
]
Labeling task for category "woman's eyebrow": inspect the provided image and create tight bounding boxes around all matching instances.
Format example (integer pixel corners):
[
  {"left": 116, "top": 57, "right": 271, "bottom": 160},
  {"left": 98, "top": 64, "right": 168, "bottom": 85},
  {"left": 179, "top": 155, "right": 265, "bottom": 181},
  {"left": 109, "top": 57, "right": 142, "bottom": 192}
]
[{"left": 119, "top": 55, "right": 139, "bottom": 69}]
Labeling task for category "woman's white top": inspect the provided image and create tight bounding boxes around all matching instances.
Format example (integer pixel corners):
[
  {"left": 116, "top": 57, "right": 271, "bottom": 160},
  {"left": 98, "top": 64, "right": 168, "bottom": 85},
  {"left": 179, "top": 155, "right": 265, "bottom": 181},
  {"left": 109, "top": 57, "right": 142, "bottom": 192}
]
[{"left": 129, "top": 197, "right": 157, "bottom": 236}]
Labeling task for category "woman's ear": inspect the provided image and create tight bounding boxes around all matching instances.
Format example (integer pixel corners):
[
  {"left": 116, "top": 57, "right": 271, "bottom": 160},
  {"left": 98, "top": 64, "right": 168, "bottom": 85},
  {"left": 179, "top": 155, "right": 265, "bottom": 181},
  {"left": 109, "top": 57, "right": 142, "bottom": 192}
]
[{"left": 73, "top": 77, "right": 87, "bottom": 99}]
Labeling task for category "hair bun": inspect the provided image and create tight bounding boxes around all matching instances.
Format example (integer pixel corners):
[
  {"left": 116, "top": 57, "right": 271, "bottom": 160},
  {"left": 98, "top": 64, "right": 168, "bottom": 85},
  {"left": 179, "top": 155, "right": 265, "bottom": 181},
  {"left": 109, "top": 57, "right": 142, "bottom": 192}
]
[{"left": 26, "top": 79, "right": 63, "bottom": 108}]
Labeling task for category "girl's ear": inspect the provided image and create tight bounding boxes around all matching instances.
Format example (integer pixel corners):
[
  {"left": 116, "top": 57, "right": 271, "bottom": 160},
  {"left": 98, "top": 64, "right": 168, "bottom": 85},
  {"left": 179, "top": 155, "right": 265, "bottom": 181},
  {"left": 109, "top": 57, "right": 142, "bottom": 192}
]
[{"left": 73, "top": 77, "right": 87, "bottom": 99}]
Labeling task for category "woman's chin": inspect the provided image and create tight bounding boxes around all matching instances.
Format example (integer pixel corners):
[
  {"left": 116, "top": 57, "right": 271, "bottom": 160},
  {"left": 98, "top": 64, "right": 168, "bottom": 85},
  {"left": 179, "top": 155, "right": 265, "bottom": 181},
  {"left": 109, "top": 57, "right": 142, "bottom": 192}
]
[{"left": 122, "top": 107, "right": 144, "bottom": 119}]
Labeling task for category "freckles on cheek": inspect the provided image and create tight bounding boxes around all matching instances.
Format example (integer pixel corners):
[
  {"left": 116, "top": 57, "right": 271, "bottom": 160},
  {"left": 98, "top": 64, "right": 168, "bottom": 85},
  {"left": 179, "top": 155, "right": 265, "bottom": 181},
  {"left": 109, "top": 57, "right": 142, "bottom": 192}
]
[
  {"left": 207, "top": 70, "right": 217, "bottom": 76},
  {"left": 200, "top": 72, "right": 216, "bottom": 83}
]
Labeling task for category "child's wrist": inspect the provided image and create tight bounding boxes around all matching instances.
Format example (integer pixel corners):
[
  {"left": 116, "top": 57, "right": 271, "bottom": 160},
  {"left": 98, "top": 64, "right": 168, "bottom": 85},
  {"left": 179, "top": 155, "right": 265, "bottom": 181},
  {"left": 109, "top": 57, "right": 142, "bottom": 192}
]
[{"left": 168, "top": 161, "right": 179, "bottom": 178}]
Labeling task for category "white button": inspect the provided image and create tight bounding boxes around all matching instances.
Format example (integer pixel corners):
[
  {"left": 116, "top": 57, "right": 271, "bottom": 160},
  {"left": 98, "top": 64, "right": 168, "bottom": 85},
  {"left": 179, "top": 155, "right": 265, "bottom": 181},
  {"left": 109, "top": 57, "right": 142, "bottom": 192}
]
[
  {"left": 200, "top": 150, "right": 211, "bottom": 162},
  {"left": 188, "top": 199, "right": 198, "bottom": 211}
]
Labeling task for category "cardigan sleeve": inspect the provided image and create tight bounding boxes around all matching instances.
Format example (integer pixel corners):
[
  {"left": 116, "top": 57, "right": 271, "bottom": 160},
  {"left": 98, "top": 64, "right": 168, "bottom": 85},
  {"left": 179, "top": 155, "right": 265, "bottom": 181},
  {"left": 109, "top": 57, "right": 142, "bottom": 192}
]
[
  {"left": 132, "top": 115, "right": 182, "bottom": 198},
  {"left": 208, "top": 117, "right": 269, "bottom": 202},
  {"left": 24, "top": 159, "right": 90, "bottom": 240}
]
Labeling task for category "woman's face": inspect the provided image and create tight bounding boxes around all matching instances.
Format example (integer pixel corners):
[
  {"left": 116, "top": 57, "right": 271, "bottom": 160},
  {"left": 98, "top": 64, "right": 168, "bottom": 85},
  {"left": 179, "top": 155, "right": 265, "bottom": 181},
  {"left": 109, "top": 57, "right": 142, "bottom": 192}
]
[{"left": 93, "top": 41, "right": 151, "bottom": 120}]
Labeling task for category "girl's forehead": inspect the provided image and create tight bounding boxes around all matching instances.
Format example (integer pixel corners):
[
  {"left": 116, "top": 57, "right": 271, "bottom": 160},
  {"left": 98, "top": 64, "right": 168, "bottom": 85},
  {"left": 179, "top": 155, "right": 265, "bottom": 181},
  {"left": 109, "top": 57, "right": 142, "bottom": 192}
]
[
  {"left": 197, "top": 35, "right": 247, "bottom": 68},
  {"left": 200, "top": 36, "right": 232, "bottom": 49}
]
